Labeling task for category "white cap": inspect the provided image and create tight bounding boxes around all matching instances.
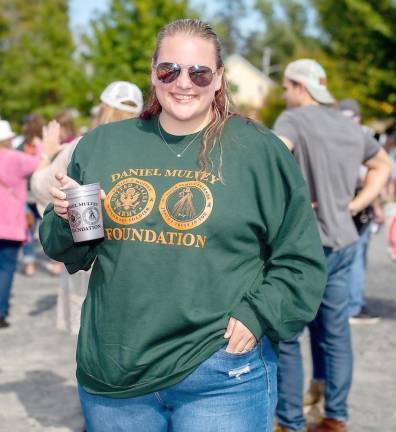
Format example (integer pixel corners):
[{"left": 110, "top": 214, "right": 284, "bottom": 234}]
[
  {"left": 100, "top": 81, "right": 143, "bottom": 114},
  {"left": 284, "top": 59, "right": 335, "bottom": 104},
  {"left": 0, "top": 120, "right": 15, "bottom": 141}
]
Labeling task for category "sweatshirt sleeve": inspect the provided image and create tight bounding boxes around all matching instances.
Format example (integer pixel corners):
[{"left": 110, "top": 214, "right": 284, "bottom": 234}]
[
  {"left": 231, "top": 131, "right": 326, "bottom": 343},
  {"left": 39, "top": 204, "right": 99, "bottom": 273},
  {"left": 39, "top": 135, "right": 99, "bottom": 274}
]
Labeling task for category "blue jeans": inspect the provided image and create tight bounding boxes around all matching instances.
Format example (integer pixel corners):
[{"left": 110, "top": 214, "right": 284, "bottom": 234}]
[
  {"left": 0, "top": 240, "right": 22, "bottom": 317},
  {"left": 78, "top": 337, "right": 277, "bottom": 432},
  {"left": 277, "top": 243, "right": 356, "bottom": 430},
  {"left": 22, "top": 203, "right": 40, "bottom": 264},
  {"left": 348, "top": 228, "right": 371, "bottom": 316}
]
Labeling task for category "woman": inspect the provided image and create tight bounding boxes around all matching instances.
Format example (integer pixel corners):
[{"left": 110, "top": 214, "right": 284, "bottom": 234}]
[
  {"left": 0, "top": 120, "right": 44, "bottom": 328},
  {"left": 32, "top": 80, "right": 144, "bottom": 335},
  {"left": 40, "top": 19, "right": 326, "bottom": 431},
  {"left": 32, "top": 81, "right": 144, "bottom": 218}
]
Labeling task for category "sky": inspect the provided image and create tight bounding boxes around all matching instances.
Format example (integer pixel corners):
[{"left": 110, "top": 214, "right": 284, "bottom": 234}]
[
  {"left": 68, "top": 0, "right": 261, "bottom": 35},
  {"left": 68, "top": 0, "right": 111, "bottom": 32}
]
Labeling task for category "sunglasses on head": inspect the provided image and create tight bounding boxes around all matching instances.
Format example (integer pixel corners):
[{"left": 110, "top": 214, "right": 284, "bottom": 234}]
[{"left": 155, "top": 62, "right": 216, "bottom": 87}]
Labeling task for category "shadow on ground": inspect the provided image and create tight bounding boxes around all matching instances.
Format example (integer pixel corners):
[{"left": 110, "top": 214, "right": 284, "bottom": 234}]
[
  {"left": 0, "top": 370, "right": 82, "bottom": 430},
  {"left": 29, "top": 295, "right": 57, "bottom": 316},
  {"left": 366, "top": 296, "right": 396, "bottom": 320}
]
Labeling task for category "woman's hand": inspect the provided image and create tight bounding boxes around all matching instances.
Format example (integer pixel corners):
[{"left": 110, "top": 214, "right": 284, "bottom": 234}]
[
  {"left": 50, "top": 173, "right": 80, "bottom": 220},
  {"left": 224, "top": 317, "right": 257, "bottom": 354},
  {"left": 42, "top": 120, "right": 62, "bottom": 158}
]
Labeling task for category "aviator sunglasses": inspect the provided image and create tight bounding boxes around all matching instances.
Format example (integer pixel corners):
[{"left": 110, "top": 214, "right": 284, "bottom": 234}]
[{"left": 155, "top": 62, "right": 216, "bottom": 87}]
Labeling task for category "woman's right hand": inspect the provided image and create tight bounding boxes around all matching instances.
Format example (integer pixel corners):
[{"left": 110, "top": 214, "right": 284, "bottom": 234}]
[{"left": 50, "top": 173, "right": 80, "bottom": 220}]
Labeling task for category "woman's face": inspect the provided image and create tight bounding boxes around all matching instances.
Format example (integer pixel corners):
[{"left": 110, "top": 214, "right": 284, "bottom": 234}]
[{"left": 152, "top": 34, "right": 223, "bottom": 131}]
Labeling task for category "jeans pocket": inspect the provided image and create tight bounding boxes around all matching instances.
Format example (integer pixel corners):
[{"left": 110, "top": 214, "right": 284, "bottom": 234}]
[{"left": 217, "top": 341, "right": 259, "bottom": 359}]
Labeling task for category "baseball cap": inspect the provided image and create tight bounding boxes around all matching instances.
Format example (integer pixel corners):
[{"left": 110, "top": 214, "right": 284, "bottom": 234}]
[
  {"left": 284, "top": 59, "right": 335, "bottom": 105},
  {"left": 100, "top": 81, "right": 143, "bottom": 114},
  {"left": 339, "top": 98, "right": 360, "bottom": 118},
  {"left": 0, "top": 120, "right": 15, "bottom": 142}
]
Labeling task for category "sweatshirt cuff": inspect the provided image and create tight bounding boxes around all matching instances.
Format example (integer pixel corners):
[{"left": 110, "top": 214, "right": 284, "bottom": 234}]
[
  {"left": 41, "top": 205, "right": 75, "bottom": 248},
  {"left": 39, "top": 204, "right": 97, "bottom": 267},
  {"left": 231, "top": 299, "right": 269, "bottom": 342}
]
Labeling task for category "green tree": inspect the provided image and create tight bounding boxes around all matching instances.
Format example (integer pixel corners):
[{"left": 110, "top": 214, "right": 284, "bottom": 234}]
[
  {"left": 0, "top": 0, "right": 84, "bottom": 124},
  {"left": 259, "top": 85, "right": 286, "bottom": 128},
  {"left": 209, "top": 0, "right": 247, "bottom": 56},
  {"left": 311, "top": 0, "right": 396, "bottom": 118},
  {"left": 83, "top": 0, "right": 191, "bottom": 104},
  {"left": 243, "top": 0, "right": 319, "bottom": 78}
]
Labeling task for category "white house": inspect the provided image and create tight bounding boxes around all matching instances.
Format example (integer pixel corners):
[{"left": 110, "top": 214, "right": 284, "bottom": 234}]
[{"left": 224, "top": 54, "right": 275, "bottom": 109}]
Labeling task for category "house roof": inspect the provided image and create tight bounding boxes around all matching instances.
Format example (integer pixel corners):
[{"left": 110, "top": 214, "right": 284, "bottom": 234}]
[
  {"left": 224, "top": 54, "right": 275, "bottom": 108},
  {"left": 225, "top": 54, "right": 275, "bottom": 86}
]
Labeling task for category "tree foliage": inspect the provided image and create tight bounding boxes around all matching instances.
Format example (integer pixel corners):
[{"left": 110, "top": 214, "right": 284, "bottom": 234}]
[
  {"left": 311, "top": 0, "right": 396, "bottom": 117},
  {"left": 209, "top": 0, "right": 247, "bottom": 56},
  {"left": 0, "top": 0, "right": 394, "bottom": 126},
  {"left": 243, "top": 0, "right": 319, "bottom": 80},
  {"left": 0, "top": 0, "right": 84, "bottom": 125},
  {"left": 83, "top": 0, "right": 191, "bottom": 105},
  {"left": 236, "top": 0, "right": 395, "bottom": 122}
]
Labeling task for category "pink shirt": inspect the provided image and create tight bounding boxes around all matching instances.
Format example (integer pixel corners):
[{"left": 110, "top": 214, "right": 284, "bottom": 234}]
[{"left": 0, "top": 146, "right": 42, "bottom": 241}]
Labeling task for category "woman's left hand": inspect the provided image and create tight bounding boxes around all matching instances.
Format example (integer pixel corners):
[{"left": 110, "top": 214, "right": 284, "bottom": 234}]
[
  {"left": 224, "top": 317, "right": 257, "bottom": 354},
  {"left": 42, "top": 120, "right": 62, "bottom": 158}
]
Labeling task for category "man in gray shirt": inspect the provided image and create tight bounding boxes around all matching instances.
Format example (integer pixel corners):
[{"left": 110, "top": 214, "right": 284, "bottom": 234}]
[{"left": 273, "top": 59, "right": 391, "bottom": 432}]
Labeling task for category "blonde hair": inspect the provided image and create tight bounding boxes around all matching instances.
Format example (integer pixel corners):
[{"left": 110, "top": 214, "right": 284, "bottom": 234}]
[
  {"left": 95, "top": 103, "right": 139, "bottom": 126},
  {"left": 141, "top": 19, "right": 234, "bottom": 179}
]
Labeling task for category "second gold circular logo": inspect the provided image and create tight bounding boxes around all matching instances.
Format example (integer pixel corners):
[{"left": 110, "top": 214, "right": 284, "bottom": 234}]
[{"left": 159, "top": 181, "right": 213, "bottom": 230}]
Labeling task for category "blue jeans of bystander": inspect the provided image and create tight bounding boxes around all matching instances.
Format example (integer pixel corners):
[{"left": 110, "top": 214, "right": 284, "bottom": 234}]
[
  {"left": 78, "top": 336, "right": 277, "bottom": 432},
  {"left": 0, "top": 240, "right": 22, "bottom": 318},
  {"left": 276, "top": 243, "right": 357, "bottom": 430},
  {"left": 348, "top": 228, "right": 371, "bottom": 316},
  {"left": 22, "top": 203, "right": 40, "bottom": 266}
]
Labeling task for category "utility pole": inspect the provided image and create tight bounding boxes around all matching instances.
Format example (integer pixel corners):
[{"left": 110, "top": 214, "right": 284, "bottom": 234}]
[
  {"left": 262, "top": 47, "right": 272, "bottom": 76},
  {"left": 262, "top": 46, "right": 280, "bottom": 76}
]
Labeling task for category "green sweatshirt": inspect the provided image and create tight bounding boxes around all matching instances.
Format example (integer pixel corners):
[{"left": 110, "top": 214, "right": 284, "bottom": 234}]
[{"left": 39, "top": 115, "right": 326, "bottom": 398}]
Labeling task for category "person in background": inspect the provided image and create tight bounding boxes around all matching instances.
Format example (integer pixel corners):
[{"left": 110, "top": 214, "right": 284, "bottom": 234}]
[
  {"left": 273, "top": 59, "right": 391, "bottom": 432},
  {"left": 17, "top": 114, "right": 45, "bottom": 276},
  {"left": 55, "top": 109, "right": 77, "bottom": 144},
  {"left": 31, "top": 80, "right": 144, "bottom": 335},
  {"left": 384, "top": 129, "right": 396, "bottom": 201},
  {"left": 383, "top": 129, "right": 396, "bottom": 260},
  {"left": 39, "top": 19, "right": 326, "bottom": 432},
  {"left": 40, "top": 109, "right": 77, "bottom": 275},
  {"left": 302, "top": 98, "right": 386, "bottom": 422},
  {"left": 338, "top": 99, "right": 383, "bottom": 324},
  {"left": 0, "top": 119, "right": 45, "bottom": 328}
]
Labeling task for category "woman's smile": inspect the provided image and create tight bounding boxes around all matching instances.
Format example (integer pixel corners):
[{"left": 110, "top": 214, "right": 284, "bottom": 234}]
[{"left": 170, "top": 93, "right": 197, "bottom": 103}]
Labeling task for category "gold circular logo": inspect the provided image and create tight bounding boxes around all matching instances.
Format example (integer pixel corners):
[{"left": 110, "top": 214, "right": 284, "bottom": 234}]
[
  {"left": 104, "top": 178, "right": 156, "bottom": 225},
  {"left": 159, "top": 181, "right": 213, "bottom": 230}
]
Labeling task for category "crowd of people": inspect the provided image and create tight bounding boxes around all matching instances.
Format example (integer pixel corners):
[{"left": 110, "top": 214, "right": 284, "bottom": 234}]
[{"left": 0, "top": 18, "right": 395, "bottom": 432}]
